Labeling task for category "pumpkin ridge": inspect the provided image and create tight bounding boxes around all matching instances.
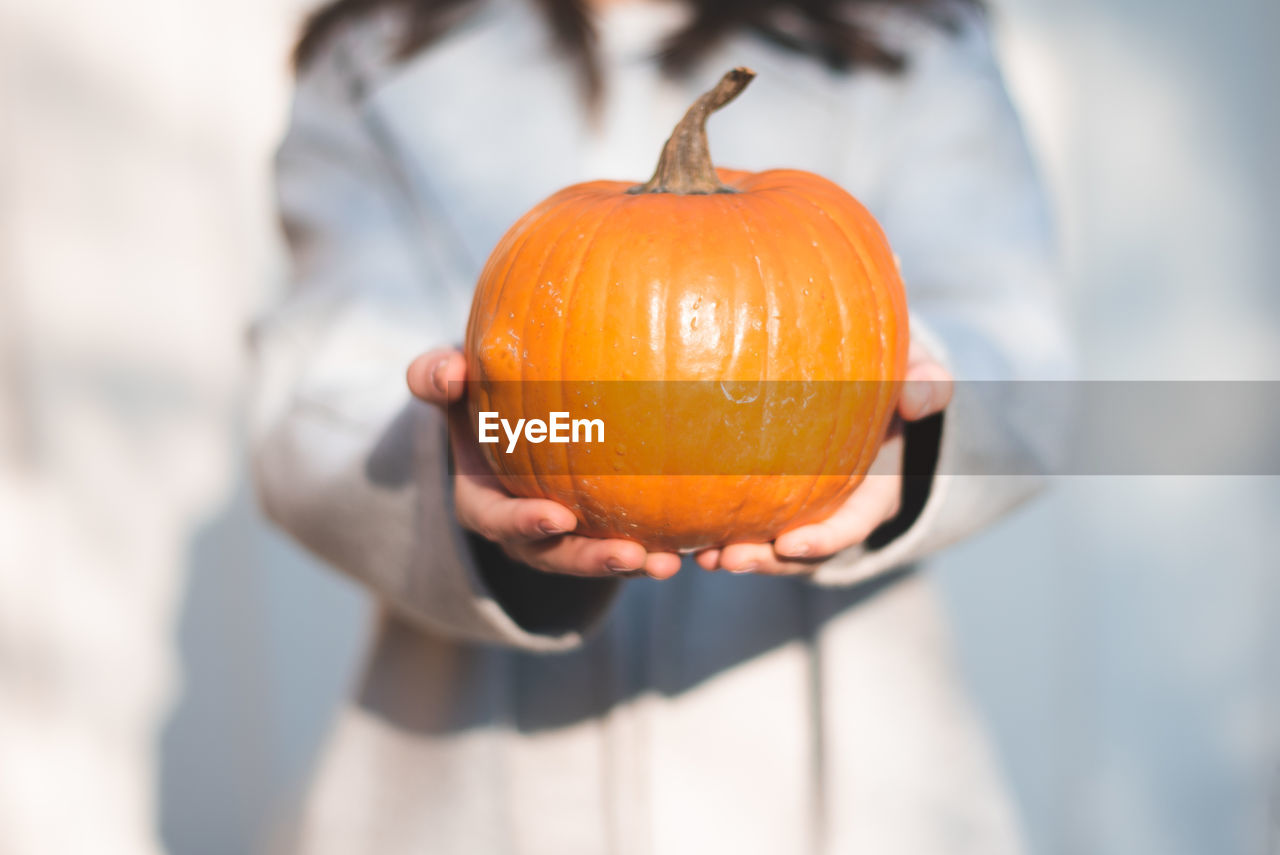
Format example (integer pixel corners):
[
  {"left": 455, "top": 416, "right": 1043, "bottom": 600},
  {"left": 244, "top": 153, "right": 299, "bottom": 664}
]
[
  {"left": 718, "top": 193, "right": 774, "bottom": 526},
  {"left": 511, "top": 194, "right": 603, "bottom": 502},
  {"left": 472, "top": 190, "right": 593, "bottom": 383},
  {"left": 843, "top": 205, "right": 902, "bottom": 470},
  {"left": 466, "top": 199, "right": 549, "bottom": 382},
  {"left": 512, "top": 195, "right": 603, "bottom": 383},
  {"left": 796, "top": 181, "right": 908, "bottom": 457},
  {"left": 778, "top": 185, "right": 890, "bottom": 494},
  {"left": 466, "top": 192, "right": 592, "bottom": 476},
  {"left": 806, "top": 181, "right": 910, "bottom": 372},
  {"left": 765, "top": 185, "right": 878, "bottom": 384},
  {"left": 743, "top": 187, "right": 848, "bottom": 519},
  {"left": 557, "top": 194, "right": 631, "bottom": 512},
  {"left": 771, "top": 185, "right": 898, "bottom": 484},
  {"left": 782, "top": 179, "right": 907, "bottom": 344},
  {"left": 555, "top": 194, "right": 629, "bottom": 383},
  {"left": 813, "top": 187, "right": 897, "bottom": 485},
  {"left": 791, "top": 188, "right": 863, "bottom": 510},
  {"left": 725, "top": 191, "right": 817, "bottom": 526}
]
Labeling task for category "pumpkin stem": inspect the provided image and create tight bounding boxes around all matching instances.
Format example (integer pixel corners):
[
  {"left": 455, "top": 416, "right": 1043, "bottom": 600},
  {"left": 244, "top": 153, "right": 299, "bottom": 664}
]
[{"left": 629, "top": 67, "right": 756, "bottom": 196}]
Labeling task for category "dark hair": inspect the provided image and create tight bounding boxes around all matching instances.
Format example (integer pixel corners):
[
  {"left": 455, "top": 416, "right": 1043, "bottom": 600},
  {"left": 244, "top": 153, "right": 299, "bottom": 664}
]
[{"left": 294, "top": 0, "right": 977, "bottom": 104}]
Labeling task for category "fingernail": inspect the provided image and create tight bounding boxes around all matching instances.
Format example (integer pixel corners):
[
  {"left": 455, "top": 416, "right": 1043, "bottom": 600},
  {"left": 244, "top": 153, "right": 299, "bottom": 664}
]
[
  {"left": 538, "top": 520, "right": 565, "bottom": 535},
  {"left": 431, "top": 361, "right": 447, "bottom": 394},
  {"left": 781, "top": 543, "right": 810, "bottom": 557},
  {"left": 605, "top": 560, "right": 633, "bottom": 574},
  {"left": 729, "top": 563, "right": 757, "bottom": 575}
]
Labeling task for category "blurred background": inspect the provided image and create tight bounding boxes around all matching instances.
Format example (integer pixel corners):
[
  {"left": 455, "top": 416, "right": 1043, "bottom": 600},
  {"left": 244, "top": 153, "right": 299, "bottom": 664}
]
[{"left": 0, "top": 0, "right": 1276, "bottom": 853}]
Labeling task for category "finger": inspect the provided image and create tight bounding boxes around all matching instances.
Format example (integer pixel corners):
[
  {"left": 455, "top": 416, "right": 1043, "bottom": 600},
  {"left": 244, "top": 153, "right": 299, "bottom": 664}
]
[
  {"left": 774, "top": 474, "right": 902, "bottom": 558},
  {"left": 898, "top": 358, "right": 953, "bottom": 421},
  {"left": 643, "top": 551, "right": 683, "bottom": 580},
  {"left": 457, "top": 490, "right": 579, "bottom": 545},
  {"left": 716, "top": 543, "right": 816, "bottom": 576},
  {"left": 514, "top": 535, "right": 648, "bottom": 578},
  {"left": 718, "top": 542, "right": 776, "bottom": 574},
  {"left": 694, "top": 548, "right": 721, "bottom": 571},
  {"left": 407, "top": 349, "right": 467, "bottom": 407}
]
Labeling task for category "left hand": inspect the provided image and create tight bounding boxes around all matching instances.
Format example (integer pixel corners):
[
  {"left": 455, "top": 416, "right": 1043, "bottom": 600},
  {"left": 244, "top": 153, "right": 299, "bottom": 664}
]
[
  {"left": 407, "top": 348, "right": 684, "bottom": 580},
  {"left": 694, "top": 340, "right": 952, "bottom": 576}
]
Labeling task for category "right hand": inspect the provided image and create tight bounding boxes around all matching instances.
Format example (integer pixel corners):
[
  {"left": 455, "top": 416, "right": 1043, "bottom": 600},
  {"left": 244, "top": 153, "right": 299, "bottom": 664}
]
[{"left": 408, "top": 349, "right": 682, "bottom": 580}]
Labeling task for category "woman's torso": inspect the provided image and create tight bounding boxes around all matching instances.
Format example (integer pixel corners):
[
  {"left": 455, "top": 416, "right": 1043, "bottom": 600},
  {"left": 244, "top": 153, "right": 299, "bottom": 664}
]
[{"left": 282, "top": 3, "right": 1024, "bottom": 853}]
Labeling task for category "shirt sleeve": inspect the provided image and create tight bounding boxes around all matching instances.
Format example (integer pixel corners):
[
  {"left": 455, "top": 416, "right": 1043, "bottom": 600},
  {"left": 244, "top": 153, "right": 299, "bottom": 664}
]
[
  {"left": 249, "top": 26, "right": 620, "bottom": 650},
  {"left": 811, "top": 8, "right": 1075, "bottom": 586}
]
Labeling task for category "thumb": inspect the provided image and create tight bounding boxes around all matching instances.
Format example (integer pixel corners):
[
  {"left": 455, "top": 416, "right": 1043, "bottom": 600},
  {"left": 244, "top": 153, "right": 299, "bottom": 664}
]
[{"left": 407, "top": 349, "right": 467, "bottom": 408}]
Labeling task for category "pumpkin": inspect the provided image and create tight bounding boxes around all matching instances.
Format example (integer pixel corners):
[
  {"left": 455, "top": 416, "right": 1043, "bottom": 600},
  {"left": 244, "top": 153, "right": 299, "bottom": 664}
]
[{"left": 464, "top": 68, "right": 908, "bottom": 552}]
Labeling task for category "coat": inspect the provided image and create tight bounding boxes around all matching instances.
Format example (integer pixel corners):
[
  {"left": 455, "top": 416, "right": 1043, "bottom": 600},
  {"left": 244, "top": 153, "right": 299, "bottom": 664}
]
[{"left": 250, "top": 2, "right": 1072, "bottom": 852}]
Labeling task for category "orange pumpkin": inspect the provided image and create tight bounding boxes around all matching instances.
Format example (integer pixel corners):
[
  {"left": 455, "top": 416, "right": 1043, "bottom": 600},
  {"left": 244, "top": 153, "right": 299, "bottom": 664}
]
[{"left": 464, "top": 68, "right": 908, "bottom": 552}]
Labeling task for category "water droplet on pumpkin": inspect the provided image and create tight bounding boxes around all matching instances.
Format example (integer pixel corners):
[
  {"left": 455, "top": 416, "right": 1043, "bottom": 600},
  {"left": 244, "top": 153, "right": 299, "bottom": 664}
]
[
  {"left": 720, "top": 380, "right": 761, "bottom": 404},
  {"left": 616, "top": 444, "right": 627, "bottom": 456},
  {"left": 803, "top": 289, "right": 810, "bottom": 296}
]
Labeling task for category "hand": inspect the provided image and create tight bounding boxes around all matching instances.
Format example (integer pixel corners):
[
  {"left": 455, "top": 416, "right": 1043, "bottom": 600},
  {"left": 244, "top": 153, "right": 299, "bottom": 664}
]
[
  {"left": 407, "top": 349, "right": 682, "bottom": 580},
  {"left": 694, "top": 340, "right": 953, "bottom": 576}
]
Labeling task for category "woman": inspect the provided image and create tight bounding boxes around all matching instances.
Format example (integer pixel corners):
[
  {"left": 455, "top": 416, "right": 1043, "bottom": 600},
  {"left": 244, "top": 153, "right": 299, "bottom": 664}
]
[{"left": 251, "top": 0, "right": 1070, "bottom": 852}]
